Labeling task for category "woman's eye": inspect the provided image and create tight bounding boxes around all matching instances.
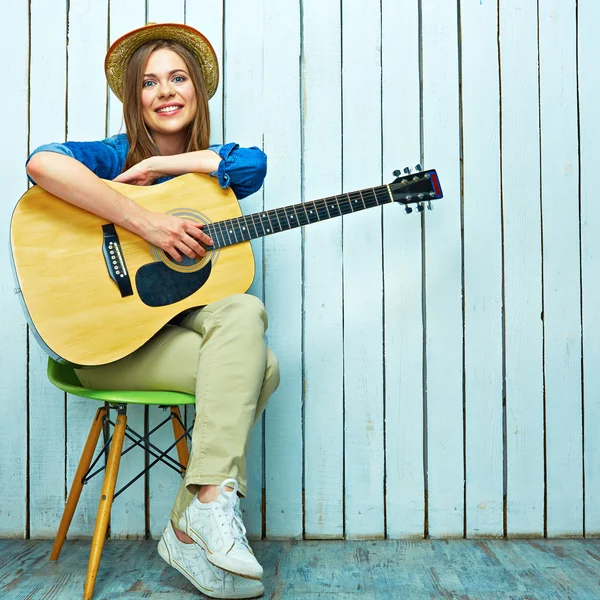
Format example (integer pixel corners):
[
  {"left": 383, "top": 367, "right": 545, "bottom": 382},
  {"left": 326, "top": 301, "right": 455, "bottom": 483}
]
[
  {"left": 173, "top": 75, "right": 185, "bottom": 83},
  {"left": 143, "top": 80, "right": 155, "bottom": 88}
]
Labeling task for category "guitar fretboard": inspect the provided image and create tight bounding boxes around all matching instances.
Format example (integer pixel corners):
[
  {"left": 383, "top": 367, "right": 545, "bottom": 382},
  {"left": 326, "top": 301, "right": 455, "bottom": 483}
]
[{"left": 203, "top": 184, "right": 393, "bottom": 249}]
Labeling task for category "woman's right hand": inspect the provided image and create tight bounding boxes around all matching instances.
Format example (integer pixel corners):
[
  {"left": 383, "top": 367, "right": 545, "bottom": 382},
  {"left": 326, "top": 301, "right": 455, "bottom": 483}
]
[{"left": 138, "top": 211, "right": 214, "bottom": 262}]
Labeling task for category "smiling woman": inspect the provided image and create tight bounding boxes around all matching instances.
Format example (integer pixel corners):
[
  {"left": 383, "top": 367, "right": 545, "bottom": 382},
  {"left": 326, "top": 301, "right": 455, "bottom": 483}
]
[{"left": 24, "top": 22, "right": 277, "bottom": 600}]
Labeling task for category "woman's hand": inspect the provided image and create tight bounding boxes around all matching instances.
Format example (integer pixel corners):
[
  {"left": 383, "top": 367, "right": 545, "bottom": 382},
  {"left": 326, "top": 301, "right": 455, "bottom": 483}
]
[
  {"left": 113, "top": 158, "right": 162, "bottom": 186},
  {"left": 138, "top": 211, "right": 214, "bottom": 262}
]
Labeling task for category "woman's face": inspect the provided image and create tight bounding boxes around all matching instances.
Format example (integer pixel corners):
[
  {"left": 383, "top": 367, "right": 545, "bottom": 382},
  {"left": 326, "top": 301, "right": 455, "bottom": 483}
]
[{"left": 141, "top": 48, "right": 198, "bottom": 139}]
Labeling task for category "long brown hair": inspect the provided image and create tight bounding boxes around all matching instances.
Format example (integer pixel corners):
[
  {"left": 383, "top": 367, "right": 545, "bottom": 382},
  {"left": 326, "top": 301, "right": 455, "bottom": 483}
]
[{"left": 122, "top": 39, "right": 211, "bottom": 171}]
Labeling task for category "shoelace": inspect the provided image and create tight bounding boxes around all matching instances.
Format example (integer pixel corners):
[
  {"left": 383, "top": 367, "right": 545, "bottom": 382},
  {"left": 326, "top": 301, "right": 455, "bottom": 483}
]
[{"left": 218, "top": 478, "right": 251, "bottom": 550}]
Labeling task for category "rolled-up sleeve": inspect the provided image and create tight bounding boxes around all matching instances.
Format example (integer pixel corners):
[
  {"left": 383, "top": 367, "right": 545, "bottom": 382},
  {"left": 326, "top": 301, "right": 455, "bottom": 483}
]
[
  {"left": 208, "top": 142, "right": 267, "bottom": 200},
  {"left": 26, "top": 135, "right": 127, "bottom": 184}
]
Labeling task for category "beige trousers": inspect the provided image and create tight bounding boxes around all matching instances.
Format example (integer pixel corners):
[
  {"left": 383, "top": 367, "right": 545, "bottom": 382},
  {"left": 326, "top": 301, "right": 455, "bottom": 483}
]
[{"left": 75, "top": 294, "right": 280, "bottom": 524}]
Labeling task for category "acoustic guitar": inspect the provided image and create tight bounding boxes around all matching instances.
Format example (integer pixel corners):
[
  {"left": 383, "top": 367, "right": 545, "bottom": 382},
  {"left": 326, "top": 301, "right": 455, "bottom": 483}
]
[{"left": 10, "top": 166, "right": 443, "bottom": 366}]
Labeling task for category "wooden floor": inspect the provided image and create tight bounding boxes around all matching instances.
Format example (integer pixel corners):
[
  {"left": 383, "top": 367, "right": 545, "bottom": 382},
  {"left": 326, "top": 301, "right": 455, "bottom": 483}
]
[{"left": 1, "top": 538, "right": 599, "bottom": 599}]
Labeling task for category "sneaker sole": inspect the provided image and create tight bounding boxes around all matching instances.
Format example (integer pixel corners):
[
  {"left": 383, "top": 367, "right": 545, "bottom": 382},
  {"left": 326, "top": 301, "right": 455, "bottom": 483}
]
[{"left": 157, "top": 538, "right": 264, "bottom": 599}]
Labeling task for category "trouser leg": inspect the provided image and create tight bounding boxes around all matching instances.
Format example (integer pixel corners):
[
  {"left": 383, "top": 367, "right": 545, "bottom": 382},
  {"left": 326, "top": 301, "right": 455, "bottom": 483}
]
[
  {"left": 178, "top": 294, "right": 277, "bottom": 497},
  {"left": 170, "top": 344, "right": 280, "bottom": 524}
]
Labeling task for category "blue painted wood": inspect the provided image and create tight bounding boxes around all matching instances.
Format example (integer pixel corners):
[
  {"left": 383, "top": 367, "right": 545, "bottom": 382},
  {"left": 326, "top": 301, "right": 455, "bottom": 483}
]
[
  {"left": 2, "top": 538, "right": 600, "bottom": 598},
  {"left": 341, "top": 0, "right": 385, "bottom": 539},
  {"left": 0, "top": 0, "right": 28, "bottom": 539},
  {"left": 421, "top": 0, "right": 464, "bottom": 538},
  {"left": 461, "top": 0, "right": 504, "bottom": 537},
  {"left": 538, "top": 0, "right": 583, "bottom": 537},
  {"left": 3, "top": 0, "right": 600, "bottom": 542},
  {"left": 579, "top": 0, "right": 600, "bottom": 537},
  {"left": 382, "top": 0, "right": 425, "bottom": 540},
  {"left": 263, "top": 0, "right": 304, "bottom": 539},
  {"left": 302, "top": 0, "right": 344, "bottom": 540},
  {"left": 500, "top": 0, "right": 545, "bottom": 538}
]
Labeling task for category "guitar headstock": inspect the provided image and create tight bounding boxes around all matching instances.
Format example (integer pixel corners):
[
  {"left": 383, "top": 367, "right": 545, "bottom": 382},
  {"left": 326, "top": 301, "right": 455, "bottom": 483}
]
[{"left": 390, "top": 165, "right": 443, "bottom": 214}]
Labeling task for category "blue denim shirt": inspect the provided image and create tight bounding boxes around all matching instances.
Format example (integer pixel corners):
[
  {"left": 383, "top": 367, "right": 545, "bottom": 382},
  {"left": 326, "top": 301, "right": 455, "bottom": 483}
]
[{"left": 27, "top": 133, "right": 267, "bottom": 200}]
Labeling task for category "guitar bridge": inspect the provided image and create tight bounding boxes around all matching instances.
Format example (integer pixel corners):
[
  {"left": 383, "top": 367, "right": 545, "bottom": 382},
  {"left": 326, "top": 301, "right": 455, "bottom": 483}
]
[{"left": 102, "top": 224, "right": 133, "bottom": 298}]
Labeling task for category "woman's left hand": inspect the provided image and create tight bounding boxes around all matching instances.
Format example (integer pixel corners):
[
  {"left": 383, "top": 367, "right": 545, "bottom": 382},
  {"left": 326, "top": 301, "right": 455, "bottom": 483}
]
[{"left": 113, "top": 158, "right": 162, "bottom": 186}]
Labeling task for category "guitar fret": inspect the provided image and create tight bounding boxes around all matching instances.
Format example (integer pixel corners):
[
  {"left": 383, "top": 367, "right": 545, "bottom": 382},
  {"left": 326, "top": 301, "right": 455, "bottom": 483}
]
[
  {"left": 261, "top": 211, "right": 275, "bottom": 234},
  {"left": 362, "top": 188, "right": 380, "bottom": 208},
  {"left": 225, "top": 219, "right": 239, "bottom": 244},
  {"left": 249, "top": 213, "right": 263, "bottom": 237},
  {"left": 269, "top": 208, "right": 282, "bottom": 232},
  {"left": 215, "top": 220, "right": 229, "bottom": 247},
  {"left": 278, "top": 207, "right": 292, "bottom": 230},
  {"left": 336, "top": 193, "right": 352, "bottom": 215},
  {"left": 291, "top": 204, "right": 307, "bottom": 226}
]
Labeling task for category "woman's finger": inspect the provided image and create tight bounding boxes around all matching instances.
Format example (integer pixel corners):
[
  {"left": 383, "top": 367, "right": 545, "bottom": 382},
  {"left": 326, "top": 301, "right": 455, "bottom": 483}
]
[
  {"left": 166, "top": 246, "right": 182, "bottom": 262},
  {"left": 185, "top": 221, "right": 213, "bottom": 246},
  {"left": 182, "top": 234, "right": 206, "bottom": 257}
]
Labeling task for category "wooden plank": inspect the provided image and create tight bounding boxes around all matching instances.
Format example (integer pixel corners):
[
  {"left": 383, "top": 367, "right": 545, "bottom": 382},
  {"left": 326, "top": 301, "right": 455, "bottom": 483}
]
[
  {"left": 64, "top": 0, "right": 110, "bottom": 537},
  {"left": 499, "top": 0, "right": 544, "bottom": 537},
  {"left": 147, "top": 1, "right": 184, "bottom": 25},
  {"left": 341, "top": 0, "right": 385, "bottom": 539},
  {"left": 0, "top": 0, "right": 29, "bottom": 539},
  {"left": 302, "top": 0, "right": 344, "bottom": 539},
  {"left": 381, "top": 0, "right": 425, "bottom": 539},
  {"left": 461, "top": 0, "right": 504, "bottom": 537},
  {"left": 223, "top": 0, "right": 265, "bottom": 538},
  {"left": 107, "top": 0, "right": 147, "bottom": 541},
  {"left": 187, "top": 0, "right": 224, "bottom": 142},
  {"left": 2, "top": 538, "right": 600, "bottom": 598},
  {"left": 421, "top": 0, "right": 464, "bottom": 537},
  {"left": 538, "top": 0, "right": 583, "bottom": 537},
  {"left": 145, "top": 0, "right": 190, "bottom": 539},
  {"left": 579, "top": 0, "right": 600, "bottom": 537},
  {"left": 262, "top": 1, "right": 303, "bottom": 539},
  {"left": 27, "top": 0, "right": 68, "bottom": 539}
]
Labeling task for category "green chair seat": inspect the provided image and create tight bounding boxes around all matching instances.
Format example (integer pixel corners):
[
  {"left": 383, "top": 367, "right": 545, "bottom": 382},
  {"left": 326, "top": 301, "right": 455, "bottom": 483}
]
[{"left": 47, "top": 358, "right": 195, "bottom": 406}]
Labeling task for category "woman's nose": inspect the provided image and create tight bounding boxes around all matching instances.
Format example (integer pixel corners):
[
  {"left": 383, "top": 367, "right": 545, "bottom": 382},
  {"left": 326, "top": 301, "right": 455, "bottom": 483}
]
[{"left": 158, "top": 82, "right": 175, "bottom": 98}]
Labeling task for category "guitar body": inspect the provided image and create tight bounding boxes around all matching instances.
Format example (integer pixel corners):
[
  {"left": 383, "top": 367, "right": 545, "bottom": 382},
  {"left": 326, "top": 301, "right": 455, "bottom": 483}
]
[{"left": 10, "top": 173, "right": 255, "bottom": 366}]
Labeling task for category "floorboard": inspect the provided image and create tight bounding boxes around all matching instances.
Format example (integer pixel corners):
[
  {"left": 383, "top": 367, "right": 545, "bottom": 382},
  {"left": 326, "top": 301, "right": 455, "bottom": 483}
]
[{"left": 0, "top": 538, "right": 599, "bottom": 599}]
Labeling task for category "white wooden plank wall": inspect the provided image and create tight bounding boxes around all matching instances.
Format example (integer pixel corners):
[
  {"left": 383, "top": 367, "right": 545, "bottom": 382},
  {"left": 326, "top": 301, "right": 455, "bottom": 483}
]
[{"left": 0, "top": 0, "right": 598, "bottom": 541}]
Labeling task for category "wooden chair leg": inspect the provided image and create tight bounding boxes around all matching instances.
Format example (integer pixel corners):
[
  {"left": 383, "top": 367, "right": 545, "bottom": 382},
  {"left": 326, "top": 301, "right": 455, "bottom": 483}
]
[
  {"left": 51, "top": 406, "right": 108, "bottom": 561},
  {"left": 83, "top": 408, "right": 127, "bottom": 600},
  {"left": 170, "top": 406, "right": 189, "bottom": 472}
]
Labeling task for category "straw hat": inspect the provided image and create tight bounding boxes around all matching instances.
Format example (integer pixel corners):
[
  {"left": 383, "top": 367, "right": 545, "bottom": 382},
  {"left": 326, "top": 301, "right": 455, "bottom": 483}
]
[{"left": 105, "top": 23, "right": 219, "bottom": 102}]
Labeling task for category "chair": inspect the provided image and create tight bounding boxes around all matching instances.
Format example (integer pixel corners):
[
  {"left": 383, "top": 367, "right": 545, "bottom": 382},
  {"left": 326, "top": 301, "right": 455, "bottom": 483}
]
[{"left": 46, "top": 358, "right": 196, "bottom": 600}]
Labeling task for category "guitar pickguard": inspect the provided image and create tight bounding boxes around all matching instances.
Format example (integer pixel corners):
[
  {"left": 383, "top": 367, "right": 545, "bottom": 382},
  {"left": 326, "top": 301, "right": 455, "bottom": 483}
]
[{"left": 135, "top": 260, "right": 212, "bottom": 307}]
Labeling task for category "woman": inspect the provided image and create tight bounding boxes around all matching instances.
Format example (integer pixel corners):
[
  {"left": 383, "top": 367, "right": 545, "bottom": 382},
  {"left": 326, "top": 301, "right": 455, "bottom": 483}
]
[{"left": 26, "top": 23, "right": 278, "bottom": 599}]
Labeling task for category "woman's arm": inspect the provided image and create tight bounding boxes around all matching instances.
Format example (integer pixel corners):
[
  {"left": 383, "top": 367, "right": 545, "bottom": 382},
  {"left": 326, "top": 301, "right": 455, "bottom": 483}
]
[
  {"left": 26, "top": 151, "right": 212, "bottom": 262},
  {"left": 113, "top": 150, "right": 222, "bottom": 186},
  {"left": 115, "top": 144, "right": 267, "bottom": 200}
]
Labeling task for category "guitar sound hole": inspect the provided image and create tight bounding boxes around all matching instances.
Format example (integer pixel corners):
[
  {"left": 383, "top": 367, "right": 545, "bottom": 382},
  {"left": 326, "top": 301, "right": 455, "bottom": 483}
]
[{"left": 166, "top": 254, "right": 200, "bottom": 267}]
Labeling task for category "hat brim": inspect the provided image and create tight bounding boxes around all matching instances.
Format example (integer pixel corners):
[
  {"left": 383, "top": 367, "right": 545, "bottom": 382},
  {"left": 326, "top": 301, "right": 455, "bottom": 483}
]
[{"left": 105, "top": 23, "right": 219, "bottom": 102}]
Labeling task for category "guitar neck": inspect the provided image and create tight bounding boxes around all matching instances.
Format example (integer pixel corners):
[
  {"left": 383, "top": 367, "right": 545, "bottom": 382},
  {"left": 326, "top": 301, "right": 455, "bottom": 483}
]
[{"left": 204, "top": 184, "right": 393, "bottom": 249}]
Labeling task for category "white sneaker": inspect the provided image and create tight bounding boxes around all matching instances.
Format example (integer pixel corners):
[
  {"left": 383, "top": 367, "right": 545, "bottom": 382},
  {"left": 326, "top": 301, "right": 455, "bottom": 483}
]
[
  {"left": 158, "top": 519, "right": 264, "bottom": 599},
  {"left": 177, "top": 478, "right": 263, "bottom": 580}
]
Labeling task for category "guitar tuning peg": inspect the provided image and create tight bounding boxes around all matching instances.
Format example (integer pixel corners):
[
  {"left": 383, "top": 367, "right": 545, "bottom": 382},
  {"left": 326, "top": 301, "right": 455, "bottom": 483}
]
[
  {"left": 393, "top": 169, "right": 401, "bottom": 177},
  {"left": 403, "top": 167, "right": 412, "bottom": 175},
  {"left": 427, "top": 201, "right": 433, "bottom": 210},
  {"left": 415, "top": 203, "right": 424, "bottom": 213},
  {"left": 415, "top": 163, "right": 423, "bottom": 171},
  {"left": 404, "top": 206, "right": 413, "bottom": 214}
]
